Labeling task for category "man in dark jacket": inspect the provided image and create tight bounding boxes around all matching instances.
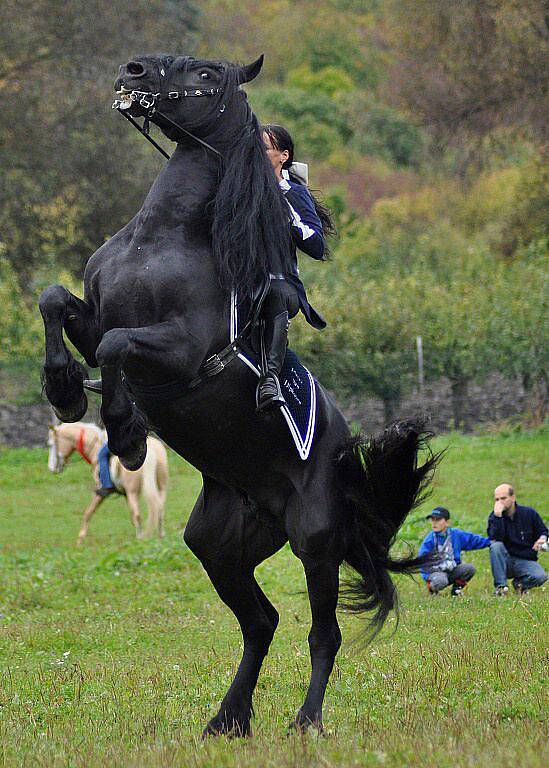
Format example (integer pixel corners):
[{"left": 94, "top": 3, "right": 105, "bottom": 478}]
[{"left": 488, "top": 484, "right": 548, "bottom": 596}]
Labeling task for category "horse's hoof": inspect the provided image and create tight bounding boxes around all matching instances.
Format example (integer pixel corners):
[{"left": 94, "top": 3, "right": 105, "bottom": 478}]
[
  {"left": 119, "top": 442, "right": 147, "bottom": 471},
  {"left": 287, "top": 712, "right": 324, "bottom": 736},
  {"left": 202, "top": 714, "right": 251, "bottom": 739},
  {"left": 52, "top": 393, "right": 88, "bottom": 423}
]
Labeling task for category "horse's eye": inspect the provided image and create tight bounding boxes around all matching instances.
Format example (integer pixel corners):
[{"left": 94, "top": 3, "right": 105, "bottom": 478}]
[{"left": 200, "top": 71, "right": 211, "bottom": 80}]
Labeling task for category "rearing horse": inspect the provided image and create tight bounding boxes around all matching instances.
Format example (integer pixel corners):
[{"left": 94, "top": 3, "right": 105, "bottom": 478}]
[{"left": 40, "top": 53, "right": 439, "bottom": 736}]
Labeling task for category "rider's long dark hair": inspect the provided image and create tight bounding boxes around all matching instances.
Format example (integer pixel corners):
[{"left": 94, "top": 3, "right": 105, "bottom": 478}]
[
  {"left": 262, "top": 123, "right": 336, "bottom": 252},
  {"left": 210, "top": 73, "right": 294, "bottom": 295}
]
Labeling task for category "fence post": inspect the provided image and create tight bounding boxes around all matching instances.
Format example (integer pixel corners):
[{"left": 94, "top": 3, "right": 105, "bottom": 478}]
[{"left": 416, "top": 335, "right": 424, "bottom": 396}]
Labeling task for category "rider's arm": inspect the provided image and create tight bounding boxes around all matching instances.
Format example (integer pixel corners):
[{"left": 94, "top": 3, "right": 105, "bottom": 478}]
[{"left": 284, "top": 185, "right": 325, "bottom": 261}]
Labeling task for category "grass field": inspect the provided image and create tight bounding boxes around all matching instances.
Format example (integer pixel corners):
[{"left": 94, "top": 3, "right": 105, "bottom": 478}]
[{"left": 0, "top": 426, "right": 547, "bottom": 767}]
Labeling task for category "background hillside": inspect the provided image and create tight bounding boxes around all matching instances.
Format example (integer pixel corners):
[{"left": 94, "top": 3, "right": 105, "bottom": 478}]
[{"left": 1, "top": 0, "right": 547, "bottom": 429}]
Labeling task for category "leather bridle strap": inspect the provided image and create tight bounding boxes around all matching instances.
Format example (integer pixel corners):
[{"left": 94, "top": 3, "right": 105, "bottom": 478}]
[{"left": 112, "top": 86, "right": 225, "bottom": 162}]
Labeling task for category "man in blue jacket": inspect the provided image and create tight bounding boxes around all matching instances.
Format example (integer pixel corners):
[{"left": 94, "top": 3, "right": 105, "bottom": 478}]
[
  {"left": 419, "top": 507, "right": 491, "bottom": 596},
  {"left": 488, "top": 484, "right": 547, "bottom": 596}
]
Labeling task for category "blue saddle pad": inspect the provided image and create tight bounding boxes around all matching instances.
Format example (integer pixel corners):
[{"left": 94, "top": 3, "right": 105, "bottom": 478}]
[{"left": 232, "top": 292, "right": 317, "bottom": 460}]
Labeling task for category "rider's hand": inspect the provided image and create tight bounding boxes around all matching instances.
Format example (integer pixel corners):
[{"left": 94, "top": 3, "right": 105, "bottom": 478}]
[{"left": 533, "top": 536, "right": 547, "bottom": 551}]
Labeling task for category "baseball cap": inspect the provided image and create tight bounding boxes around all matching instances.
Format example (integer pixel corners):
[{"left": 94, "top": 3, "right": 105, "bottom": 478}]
[{"left": 425, "top": 506, "right": 450, "bottom": 520}]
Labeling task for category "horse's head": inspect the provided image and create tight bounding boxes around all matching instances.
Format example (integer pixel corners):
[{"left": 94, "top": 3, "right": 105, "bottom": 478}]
[
  {"left": 113, "top": 54, "right": 264, "bottom": 140},
  {"left": 47, "top": 426, "right": 69, "bottom": 473}
]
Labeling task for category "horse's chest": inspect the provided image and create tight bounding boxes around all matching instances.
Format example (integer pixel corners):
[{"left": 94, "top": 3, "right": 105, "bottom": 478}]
[{"left": 95, "top": 248, "right": 196, "bottom": 327}]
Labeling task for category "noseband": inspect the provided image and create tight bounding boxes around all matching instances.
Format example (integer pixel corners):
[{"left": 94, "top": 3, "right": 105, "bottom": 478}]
[{"left": 112, "top": 86, "right": 226, "bottom": 161}]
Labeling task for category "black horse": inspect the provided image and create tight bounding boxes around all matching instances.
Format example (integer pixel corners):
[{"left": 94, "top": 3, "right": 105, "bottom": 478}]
[{"left": 39, "top": 53, "right": 439, "bottom": 736}]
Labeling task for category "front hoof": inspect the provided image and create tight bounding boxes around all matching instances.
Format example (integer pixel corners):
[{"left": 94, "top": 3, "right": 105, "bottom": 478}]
[
  {"left": 52, "top": 393, "right": 88, "bottom": 423},
  {"left": 119, "top": 441, "right": 147, "bottom": 471},
  {"left": 202, "top": 713, "right": 251, "bottom": 739}
]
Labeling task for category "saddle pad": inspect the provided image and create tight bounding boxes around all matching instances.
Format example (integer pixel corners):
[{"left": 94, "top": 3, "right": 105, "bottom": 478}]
[{"left": 231, "top": 292, "right": 317, "bottom": 461}]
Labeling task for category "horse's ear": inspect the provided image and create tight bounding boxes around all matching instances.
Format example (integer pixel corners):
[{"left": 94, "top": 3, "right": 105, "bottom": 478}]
[{"left": 238, "top": 55, "right": 264, "bottom": 84}]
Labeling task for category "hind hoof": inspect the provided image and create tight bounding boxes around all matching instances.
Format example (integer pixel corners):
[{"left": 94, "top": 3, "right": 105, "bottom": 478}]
[
  {"left": 51, "top": 393, "right": 88, "bottom": 423},
  {"left": 119, "top": 442, "right": 147, "bottom": 471}
]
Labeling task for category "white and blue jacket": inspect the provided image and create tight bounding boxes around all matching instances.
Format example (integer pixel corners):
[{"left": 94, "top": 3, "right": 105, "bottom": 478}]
[{"left": 279, "top": 177, "right": 326, "bottom": 329}]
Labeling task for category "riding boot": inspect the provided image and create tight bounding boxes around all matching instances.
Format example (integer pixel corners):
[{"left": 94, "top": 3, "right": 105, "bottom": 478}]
[
  {"left": 84, "top": 378, "right": 103, "bottom": 394},
  {"left": 256, "top": 311, "right": 289, "bottom": 412}
]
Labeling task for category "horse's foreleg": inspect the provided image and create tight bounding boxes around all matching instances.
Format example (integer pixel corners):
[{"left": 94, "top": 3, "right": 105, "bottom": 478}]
[
  {"left": 39, "top": 285, "right": 98, "bottom": 421},
  {"left": 125, "top": 491, "right": 143, "bottom": 539},
  {"left": 76, "top": 493, "right": 104, "bottom": 546},
  {"left": 95, "top": 328, "right": 148, "bottom": 471},
  {"left": 95, "top": 321, "right": 190, "bottom": 471}
]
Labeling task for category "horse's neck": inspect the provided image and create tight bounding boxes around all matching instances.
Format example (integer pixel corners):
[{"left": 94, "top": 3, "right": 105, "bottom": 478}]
[
  {"left": 65, "top": 424, "right": 102, "bottom": 464},
  {"left": 141, "top": 145, "right": 218, "bottom": 216}
]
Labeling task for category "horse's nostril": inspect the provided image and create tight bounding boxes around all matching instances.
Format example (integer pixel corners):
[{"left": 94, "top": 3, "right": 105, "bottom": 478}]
[{"left": 126, "top": 61, "right": 145, "bottom": 77}]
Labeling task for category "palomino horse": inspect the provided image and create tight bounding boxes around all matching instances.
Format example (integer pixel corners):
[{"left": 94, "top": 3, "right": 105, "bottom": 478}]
[
  {"left": 48, "top": 422, "right": 168, "bottom": 544},
  {"left": 40, "top": 53, "right": 439, "bottom": 735}
]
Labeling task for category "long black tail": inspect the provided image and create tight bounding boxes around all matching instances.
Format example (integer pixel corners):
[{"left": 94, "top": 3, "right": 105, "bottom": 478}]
[{"left": 335, "top": 420, "right": 442, "bottom": 640}]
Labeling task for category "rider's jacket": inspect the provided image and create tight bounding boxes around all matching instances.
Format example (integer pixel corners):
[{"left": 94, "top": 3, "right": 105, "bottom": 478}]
[{"left": 278, "top": 177, "right": 326, "bottom": 329}]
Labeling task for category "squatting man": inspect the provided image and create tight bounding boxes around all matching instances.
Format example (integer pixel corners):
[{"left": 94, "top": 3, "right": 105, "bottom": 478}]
[{"left": 488, "top": 483, "right": 547, "bottom": 596}]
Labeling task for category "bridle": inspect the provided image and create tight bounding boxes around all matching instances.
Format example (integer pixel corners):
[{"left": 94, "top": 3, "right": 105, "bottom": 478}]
[{"left": 112, "top": 85, "right": 226, "bottom": 161}]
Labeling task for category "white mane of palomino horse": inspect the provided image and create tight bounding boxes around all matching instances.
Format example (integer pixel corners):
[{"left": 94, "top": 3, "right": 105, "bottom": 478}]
[{"left": 47, "top": 421, "right": 169, "bottom": 545}]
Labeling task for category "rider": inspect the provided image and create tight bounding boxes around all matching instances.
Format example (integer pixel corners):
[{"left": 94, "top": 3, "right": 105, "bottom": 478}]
[{"left": 257, "top": 124, "right": 334, "bottom": 411}]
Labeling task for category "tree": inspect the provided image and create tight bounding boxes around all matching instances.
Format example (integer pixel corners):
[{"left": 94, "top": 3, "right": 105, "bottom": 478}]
[
  {"left": 385, "top": 0, "right": 549, "bottom": 144},
  {"left": 0, "top": 0, "right": 198, "bottom": 283}
]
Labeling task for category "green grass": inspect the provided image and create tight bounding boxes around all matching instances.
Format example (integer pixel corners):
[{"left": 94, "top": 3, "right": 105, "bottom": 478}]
[{"left": 0, "top": 426, "right": 547, "bottom": 767}]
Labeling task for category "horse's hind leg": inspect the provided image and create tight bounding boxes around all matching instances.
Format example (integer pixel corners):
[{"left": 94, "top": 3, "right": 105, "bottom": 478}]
[
  {"left": 287, "top": 493, "right": 343, "bottom": 733},
  {"left": 39, "top": 285, "right": 98, "bottom": 421},
  {"left": 184, "top": 478, "right": 287, "bottom": 737}
]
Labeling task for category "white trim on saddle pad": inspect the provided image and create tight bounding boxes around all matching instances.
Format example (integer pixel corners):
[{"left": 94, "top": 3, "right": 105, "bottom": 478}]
[{"left": 231, "top": 292, "right": 317, "bottom": 461}]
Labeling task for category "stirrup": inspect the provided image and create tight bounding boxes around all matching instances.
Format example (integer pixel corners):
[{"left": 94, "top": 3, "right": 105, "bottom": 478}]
[
  {"left": 84, "top": 378, "right": 103, "bottom": 394},
  {"left": 256, "top": 374, "right": 286, "bottom": 412}
]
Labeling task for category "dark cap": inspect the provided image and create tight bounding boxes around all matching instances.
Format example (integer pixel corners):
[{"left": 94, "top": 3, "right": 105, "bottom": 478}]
[{"left": 425, "top": 506, "right": 450, "bottom": 520}]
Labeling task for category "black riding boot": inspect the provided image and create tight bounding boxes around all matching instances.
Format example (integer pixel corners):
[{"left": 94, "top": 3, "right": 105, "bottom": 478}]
[{"left": 256, "top": 311, "right": 289, "bottom": 412}]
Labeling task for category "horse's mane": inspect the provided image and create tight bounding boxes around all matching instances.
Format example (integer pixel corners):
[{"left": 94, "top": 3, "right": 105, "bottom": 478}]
[{"left": 209, "top": 67, "right": 293, "bottom": 295}]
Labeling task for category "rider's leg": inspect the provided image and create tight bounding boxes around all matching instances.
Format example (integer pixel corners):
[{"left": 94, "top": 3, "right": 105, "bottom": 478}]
[
  {"left": 256, "top": 279, "right": 299, "bottom": 412},
  {"left": 96, "top": 443, "right": 115, "bottom": 494},
  {"left": 39, "top": 285, "right": 99, "bottom": 421}
]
